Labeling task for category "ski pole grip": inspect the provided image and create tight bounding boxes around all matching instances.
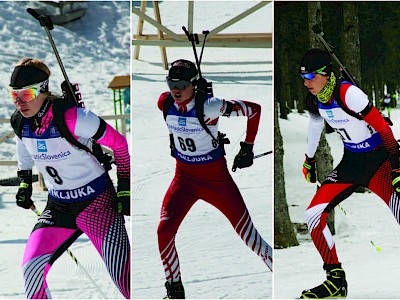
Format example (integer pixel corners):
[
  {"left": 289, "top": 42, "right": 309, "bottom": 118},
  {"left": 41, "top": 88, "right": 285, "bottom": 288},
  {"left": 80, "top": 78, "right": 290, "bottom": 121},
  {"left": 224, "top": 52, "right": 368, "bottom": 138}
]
[
  {"left": 312, "top": 25, "right": 323, "bottom": 35},
  {"left": 182, "top": 26, "right": 190, "bottom": 37},
  {"left": 27, "top": 8, "right": 54, "bottom": 30},
  {"left": 27, "top": 8, "right": 40, "bottom": 20}
]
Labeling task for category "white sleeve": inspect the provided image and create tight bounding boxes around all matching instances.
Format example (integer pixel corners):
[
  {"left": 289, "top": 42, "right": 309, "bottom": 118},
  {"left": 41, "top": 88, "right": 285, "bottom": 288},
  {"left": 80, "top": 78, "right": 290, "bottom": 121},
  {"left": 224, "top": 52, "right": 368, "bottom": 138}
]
[
  {"left": 16, "top": 137, "right": 34, "bottom": 171},
  {"left": 344, "top": 85, "right": 369, "bottom": 113},
  {"left": 203, "top": 97, "right": 226, "bottom": 121},
  {"left": 306, "top": 112, "right": 325, "bottom": 158},
  {"left": 73, "top": 108, "right": 101, "bottom": 139}
]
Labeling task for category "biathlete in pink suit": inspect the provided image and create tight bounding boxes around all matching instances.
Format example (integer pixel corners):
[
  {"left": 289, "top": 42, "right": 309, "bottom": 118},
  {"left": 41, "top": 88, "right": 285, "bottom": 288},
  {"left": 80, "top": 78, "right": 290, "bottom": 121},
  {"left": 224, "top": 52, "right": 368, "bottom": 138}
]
[
  {"left": 9, "top": 58, "right": 131, "bottom": 299},
  {"left": 157, "top": 59, "right": 273, "bottom": 299}
]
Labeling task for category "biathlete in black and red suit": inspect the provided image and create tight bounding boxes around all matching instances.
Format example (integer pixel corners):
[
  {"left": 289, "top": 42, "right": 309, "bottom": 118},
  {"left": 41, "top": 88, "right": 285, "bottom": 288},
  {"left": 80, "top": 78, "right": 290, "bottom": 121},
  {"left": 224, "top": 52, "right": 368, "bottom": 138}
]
[{"left": 299, "top": 49, "right": 400, "bottom": 299}]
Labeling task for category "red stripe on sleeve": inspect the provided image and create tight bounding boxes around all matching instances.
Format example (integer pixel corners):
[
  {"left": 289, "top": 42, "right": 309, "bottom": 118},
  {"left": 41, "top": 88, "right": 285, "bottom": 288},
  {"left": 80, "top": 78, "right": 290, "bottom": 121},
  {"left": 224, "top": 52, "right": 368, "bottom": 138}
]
[{"left": 363, "top": 106, "right": 399, "bottom": 169}]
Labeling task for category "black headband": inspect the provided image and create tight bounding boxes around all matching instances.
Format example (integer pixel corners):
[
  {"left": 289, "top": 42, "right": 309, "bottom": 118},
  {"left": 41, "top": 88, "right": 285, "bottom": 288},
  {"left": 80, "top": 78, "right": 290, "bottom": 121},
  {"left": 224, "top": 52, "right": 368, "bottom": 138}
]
[{"left": 10, "top": 65, "right": 49, "bottom": 89}]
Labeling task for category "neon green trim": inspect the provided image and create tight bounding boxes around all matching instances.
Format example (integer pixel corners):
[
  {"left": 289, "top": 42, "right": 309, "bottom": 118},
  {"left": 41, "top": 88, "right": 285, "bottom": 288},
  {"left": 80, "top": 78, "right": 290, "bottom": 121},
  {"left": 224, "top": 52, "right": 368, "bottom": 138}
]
[
  {"left": 315, "top": 65, "right": 327, "bottom": 74},
  {"left": 19, "top": 182, "right": 29, "bottom": 188},
  {"left": 392, "top": 176, "right": 400, "bottom": 186},
  {"left": 306, "top": 174, "right": 311, "bottom": 182},
  {"left": 117, "top": 191, "right": 130, "bottom": 197},
  {"left": 317, "top": 72, "right": 336, "bottom": 104}
]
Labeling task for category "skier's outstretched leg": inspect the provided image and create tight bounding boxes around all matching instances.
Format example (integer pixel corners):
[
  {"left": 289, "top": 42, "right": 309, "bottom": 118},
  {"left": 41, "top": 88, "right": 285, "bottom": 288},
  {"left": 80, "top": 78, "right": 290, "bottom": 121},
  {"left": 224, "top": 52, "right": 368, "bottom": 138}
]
[
  {"left": 201, "top": 171, "right": 273, "bottom": 271},
  {"left": 22, "top": 226, "right": 81, "bottom": 299},
  {"left": 76, "top": 185, "right": 131, "bottom": 299},
  {"left": 157, "top": 177, "right": 197, "bottom": 299}
]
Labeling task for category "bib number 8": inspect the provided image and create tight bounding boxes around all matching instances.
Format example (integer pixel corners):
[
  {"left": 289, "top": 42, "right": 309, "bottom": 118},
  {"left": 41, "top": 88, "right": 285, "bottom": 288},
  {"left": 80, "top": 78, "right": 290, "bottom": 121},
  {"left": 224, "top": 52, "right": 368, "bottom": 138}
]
[{"left": 45, "top": 166, "right": 63, "bottom": 185}]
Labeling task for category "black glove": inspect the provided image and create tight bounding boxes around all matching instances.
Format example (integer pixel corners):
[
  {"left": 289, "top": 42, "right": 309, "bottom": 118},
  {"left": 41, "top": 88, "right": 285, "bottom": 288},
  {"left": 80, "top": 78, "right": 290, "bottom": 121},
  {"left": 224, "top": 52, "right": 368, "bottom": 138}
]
[
  {"left": 116, "top": 177, "right": 130, "bottom": 215},
  {"left": 16, "top": 170, "right": 34, "bottom": 209},
  {"left": 169, "top": 133, "right": 176, "bottom": 158},
  {"left": 391, "top": 169, "right": 400, "bottom": 195},
  {"left": 302, "top": 155, "right": 317, "bottom": 183},
  {"left": 232, "top": 142, "right": 254, "bottom": 172}
]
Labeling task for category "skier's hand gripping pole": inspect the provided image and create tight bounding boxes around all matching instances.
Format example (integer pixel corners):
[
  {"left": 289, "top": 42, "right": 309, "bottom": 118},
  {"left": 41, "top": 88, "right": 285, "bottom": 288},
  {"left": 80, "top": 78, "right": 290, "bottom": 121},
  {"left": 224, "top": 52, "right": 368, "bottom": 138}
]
[
  {"left": 232, "top": 142, "right": 254, "bottom": 172},
  {"left": 16, "top": 170, "right": 34, "bottom": 209}
]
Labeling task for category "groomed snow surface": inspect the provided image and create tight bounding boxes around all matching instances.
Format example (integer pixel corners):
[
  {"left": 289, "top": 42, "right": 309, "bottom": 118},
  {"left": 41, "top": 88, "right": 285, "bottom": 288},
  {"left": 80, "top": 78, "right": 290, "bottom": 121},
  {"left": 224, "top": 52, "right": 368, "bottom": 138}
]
[{"left": 276, "top": 107, "right": 400, "bottom": 299}]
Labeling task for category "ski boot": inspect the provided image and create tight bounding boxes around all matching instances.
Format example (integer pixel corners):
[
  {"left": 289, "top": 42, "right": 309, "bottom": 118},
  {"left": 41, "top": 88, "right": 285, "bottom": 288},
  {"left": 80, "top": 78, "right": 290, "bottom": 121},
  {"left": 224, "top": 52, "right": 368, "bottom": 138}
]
[
  {"left": 300, "top": 263, "right": 347, "bottom": 298},
  {"left": 164, "top": 280, "right": 185, "bottom": 299}
]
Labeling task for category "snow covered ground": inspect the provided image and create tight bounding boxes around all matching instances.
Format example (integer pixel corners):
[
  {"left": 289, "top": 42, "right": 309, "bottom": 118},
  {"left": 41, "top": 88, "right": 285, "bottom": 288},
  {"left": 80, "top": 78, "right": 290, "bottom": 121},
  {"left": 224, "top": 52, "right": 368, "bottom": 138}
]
[
  {"left": 276, "top": 106, "right": 400, "bottom": 299},
  {"left": 132, "top": 1, "right": 273, "bottom": 299},
  {"left": 0, "top": 2, "right": 130, "bottom": 299}
]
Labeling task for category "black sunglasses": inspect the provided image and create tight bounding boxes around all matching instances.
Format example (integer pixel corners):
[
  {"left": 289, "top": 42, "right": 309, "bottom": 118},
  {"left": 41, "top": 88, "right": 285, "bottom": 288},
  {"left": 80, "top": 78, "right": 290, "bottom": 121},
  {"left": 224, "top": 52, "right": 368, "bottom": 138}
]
[{"left": 166, "top": 77, "right": 194, "bottom": 90}]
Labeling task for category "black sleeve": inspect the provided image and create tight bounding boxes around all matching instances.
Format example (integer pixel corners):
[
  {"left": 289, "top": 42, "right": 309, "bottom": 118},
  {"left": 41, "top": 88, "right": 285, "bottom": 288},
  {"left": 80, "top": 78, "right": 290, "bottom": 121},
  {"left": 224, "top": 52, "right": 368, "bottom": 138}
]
[
  {"left": 305, "top": 93, "right": 320, "bottom": 116},
  {"left": 10, "top": 109, "right": 24, "bottom": 138},
  {"left": 92, "top": 118, "right": 107, "bottom": 141}
]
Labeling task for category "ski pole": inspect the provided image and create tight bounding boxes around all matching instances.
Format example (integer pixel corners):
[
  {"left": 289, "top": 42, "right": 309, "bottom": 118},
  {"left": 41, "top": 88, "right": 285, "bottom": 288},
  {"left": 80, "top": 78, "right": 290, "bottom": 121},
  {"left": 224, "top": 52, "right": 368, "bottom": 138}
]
[
  {"left": 30, "top": 206, "right": 108, "bottom": 298},
  {"left": 26, "top": 8, "right": 83, "bottom": 107},
  {"left": 182, "top": 26, "right": 203, "bottom": 78},
  {"left": 315, "top": 181, "right": 381, "bottom": 252},
  {"left": 254, "top": 151, "right": 272, "bottom": 159},
  {"left": 311, "top": 24, "right": 358, "bottom": 87},
  {"left": 198, "top": 30, "right": 210, "bottom": 66}
]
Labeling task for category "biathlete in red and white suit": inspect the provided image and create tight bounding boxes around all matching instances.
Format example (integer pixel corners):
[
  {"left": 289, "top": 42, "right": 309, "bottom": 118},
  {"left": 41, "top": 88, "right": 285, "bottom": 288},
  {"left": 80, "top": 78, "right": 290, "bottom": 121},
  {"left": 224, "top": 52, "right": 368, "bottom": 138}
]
[
  {"left": 9, "top": 58, "right": 130, "bottom": 299},
  {"left": 299, "top": 49, "right": 400, "bottom": 299},
  {"left": 157, "top": 59, "right": 272, "bottom": 299}
]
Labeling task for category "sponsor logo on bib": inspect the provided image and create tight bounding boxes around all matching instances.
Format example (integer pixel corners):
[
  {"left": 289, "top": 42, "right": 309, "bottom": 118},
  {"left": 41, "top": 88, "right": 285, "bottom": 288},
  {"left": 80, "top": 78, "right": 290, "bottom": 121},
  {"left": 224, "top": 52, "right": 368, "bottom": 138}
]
[
  {"left": 326, "top": 110, "right": 334, "bottom": 119},
  {"left": 178, "top": 117, "right": 186, "bottom": 126},
  {"left": 37, "top": 140, "right": 47, "bottom": 152}
]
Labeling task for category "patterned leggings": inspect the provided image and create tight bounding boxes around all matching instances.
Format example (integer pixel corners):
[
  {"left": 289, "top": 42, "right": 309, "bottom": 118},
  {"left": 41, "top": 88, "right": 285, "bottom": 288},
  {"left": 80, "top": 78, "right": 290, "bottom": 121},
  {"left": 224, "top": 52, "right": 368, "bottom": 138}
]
[
  {"left": 157, "top": 159, "right": 272, "bottom": 283},
  {"left": 22, "top": 185, "right": 130, "bottom": 299},
  {"left": 305, "top": 148, "right": 399, "bottom": 265}
]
